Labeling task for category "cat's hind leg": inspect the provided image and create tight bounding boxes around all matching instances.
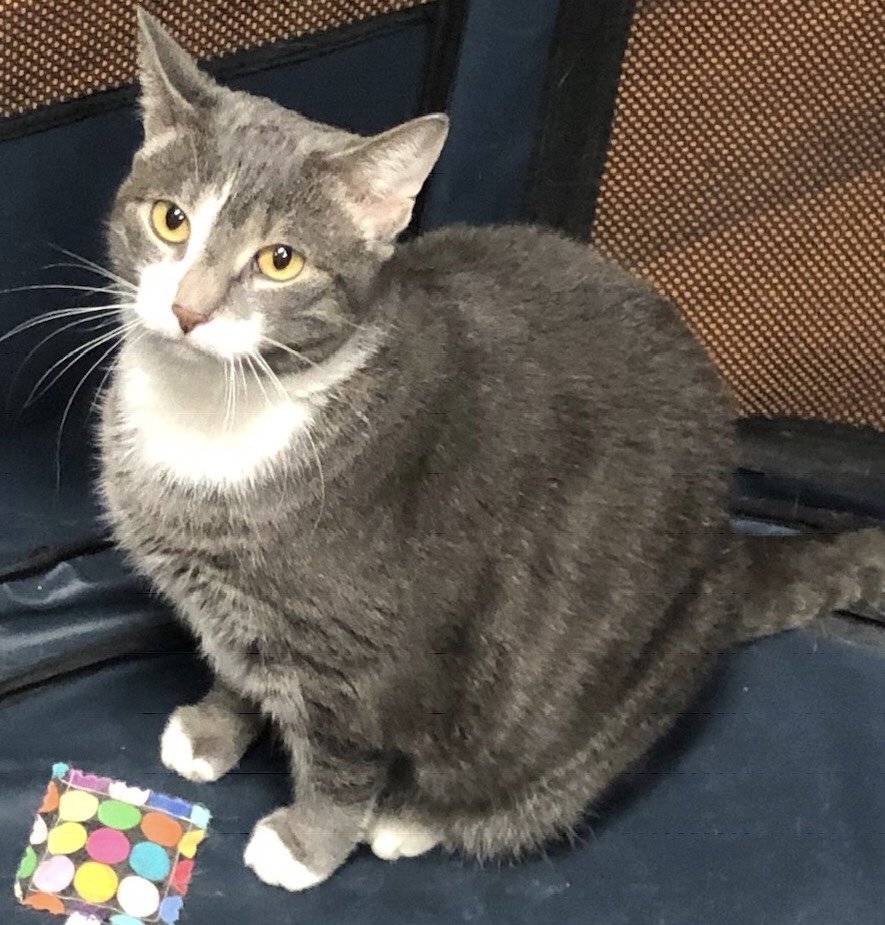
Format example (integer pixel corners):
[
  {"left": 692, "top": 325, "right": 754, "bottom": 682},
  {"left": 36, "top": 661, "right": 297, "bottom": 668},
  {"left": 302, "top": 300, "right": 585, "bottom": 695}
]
[{"left": 161, "top": 679, "right": 263, "bottom": 782}]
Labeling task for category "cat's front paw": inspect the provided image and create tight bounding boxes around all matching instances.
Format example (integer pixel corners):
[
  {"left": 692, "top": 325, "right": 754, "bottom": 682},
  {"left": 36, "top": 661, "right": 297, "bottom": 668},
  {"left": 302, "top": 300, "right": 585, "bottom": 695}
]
[
  {"left": 160, "top": 701, "right": 254, "bottom": 783},
  {"left": 160, "top": 714, "right": 222, "bottom": 782},
  {"left": 243, "top": 822, "right": 327, "bottom": 892}
]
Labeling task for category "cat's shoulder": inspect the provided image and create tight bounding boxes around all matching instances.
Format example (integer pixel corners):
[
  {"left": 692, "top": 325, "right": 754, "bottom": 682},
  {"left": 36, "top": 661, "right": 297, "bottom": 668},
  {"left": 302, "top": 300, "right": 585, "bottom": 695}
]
[
  {"left": 388, "top": 225, "right": 656, "bottom": 338},
  {"left": 396, "top": 222, "right": 593, "bottom": 265}
]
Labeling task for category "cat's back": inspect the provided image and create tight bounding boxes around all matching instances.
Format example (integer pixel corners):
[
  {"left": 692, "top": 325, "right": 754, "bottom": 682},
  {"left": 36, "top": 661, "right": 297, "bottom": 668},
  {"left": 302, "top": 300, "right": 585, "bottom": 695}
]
[
  {"left": 393, "top": 224, "right": 731, "bottom": 434},
  {"left": 395, "top": 224, "right": 625, "bottom": 327}
]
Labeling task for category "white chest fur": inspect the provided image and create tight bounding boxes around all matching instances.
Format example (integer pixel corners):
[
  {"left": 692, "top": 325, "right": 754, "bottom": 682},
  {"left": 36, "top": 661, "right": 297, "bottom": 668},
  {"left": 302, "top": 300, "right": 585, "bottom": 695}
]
[{"left": 116, "top": 351, "right": 311, "bottom": 490}]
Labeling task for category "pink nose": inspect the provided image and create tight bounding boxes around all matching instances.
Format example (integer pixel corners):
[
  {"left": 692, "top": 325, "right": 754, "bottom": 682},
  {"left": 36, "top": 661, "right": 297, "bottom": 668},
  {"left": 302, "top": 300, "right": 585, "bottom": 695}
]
[{"left": 171, "top": 304, "right": 208, "bottom": 335}]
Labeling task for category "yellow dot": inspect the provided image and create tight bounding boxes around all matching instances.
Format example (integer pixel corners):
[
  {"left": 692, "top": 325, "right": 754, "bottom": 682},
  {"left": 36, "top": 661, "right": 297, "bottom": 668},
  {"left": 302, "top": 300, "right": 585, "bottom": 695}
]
[
  {"left": 74, "top": 862, "right": 119, "bottom": 904},
  {"left": 177, "top": 828, "right": 206, "bottom": 859},
  {"left": 59, "top": 791, "right": 99, "bottom": 823},
  {"left": 47, "top": 822, "right": 88, "bottom": 855}
]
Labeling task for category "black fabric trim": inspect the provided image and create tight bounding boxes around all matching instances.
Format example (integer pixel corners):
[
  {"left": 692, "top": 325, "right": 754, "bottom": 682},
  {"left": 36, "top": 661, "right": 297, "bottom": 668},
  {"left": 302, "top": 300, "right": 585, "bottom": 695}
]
[
  {"left": 418, "top": 0, "right": 469, "bottom": 115},
  {"left": 0, "top": 626, "right": 193, "bottom": 705},
  {"left": 0, "top": 532, "right": 114, "bottom": 585},
  {"left": 0, "top": 5, "right": 436, "bottom": 143},
  {"left": 412, "top": 0, "right": 469, "bottom": 233},
  {"left": 733, "top": 418, "right": 885, "bottom": 529},
  {"left": 522, "top": 0, "right": 636, "bottom": 238}
]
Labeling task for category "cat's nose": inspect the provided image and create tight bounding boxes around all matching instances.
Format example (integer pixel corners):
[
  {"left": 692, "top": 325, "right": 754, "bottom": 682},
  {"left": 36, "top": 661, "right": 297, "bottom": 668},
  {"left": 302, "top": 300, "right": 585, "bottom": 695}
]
[{"left": 171, "top": 304, "right": 208, "bottom": 335}]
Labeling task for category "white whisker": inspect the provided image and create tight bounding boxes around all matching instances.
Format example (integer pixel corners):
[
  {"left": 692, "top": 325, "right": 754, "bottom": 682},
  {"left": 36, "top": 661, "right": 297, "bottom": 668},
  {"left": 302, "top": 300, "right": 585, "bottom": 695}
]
[
  {"left": 223, "top": 360, "right": 236, "bottom": 433},
  {"left": 236, "top": 356, "right": 248, "bottom": 399},
  {"left": 6, "top": 309, "right": 120, "bottom": 354},
  {"left": 221, "top": 363, "right": 229, "bottom": 432},
  {"left": 230, "top": 361, "right": 238, "bottom": 432},
  {"left": 0, "top": 304, "right": 129, "bottom": 346},
  {"left": 55, "top": 336, "right": 126, "bottom": 489},
  {"left": 89, "top": 355, "right": 120, "bottom": 418},
  {"left": 48, "top": 245, "right": 138, "bottom": 291},
  {"left": 25, "top": 322, "right": 136, "bottom": 407},
  {"left": 42, "top": 264, "right": 130, "bottom": 294},
  {"left": 251, "top": 351, "right": 325, "bottom": 529},
  {"left": 246, "top": 354, "right": 272, "bottom": 410},
  {"left": 89, "top": 330, "right": 146, "bottom": 418},
  {"left": 302, "top": 312, "right": 368, "bottom": 335},
  {"left": 0, "top": 283, "right": 126, "bottom": 297},
  {"left": 260, "top": 336, "right": 319, "bottom": 368},
  {"left": 7, "top": 311, "right": 122, "bottom": 401},
  {"left": 251, "top": 351, "right": 289, "bottom": 403}
]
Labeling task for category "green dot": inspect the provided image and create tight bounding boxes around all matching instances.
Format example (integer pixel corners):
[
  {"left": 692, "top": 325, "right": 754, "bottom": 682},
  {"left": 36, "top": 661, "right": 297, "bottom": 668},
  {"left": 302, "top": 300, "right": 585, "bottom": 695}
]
[
  {"left": 17, "top": 846, "right": 37, "bottom": 879},
  {"left": 97, "top": 799, "right": 142, "bottom": 831}
]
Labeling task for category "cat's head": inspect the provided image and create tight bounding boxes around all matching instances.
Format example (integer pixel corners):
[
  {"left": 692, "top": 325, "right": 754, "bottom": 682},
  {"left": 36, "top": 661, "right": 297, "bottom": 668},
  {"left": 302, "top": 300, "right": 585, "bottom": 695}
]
[{"left": 108, "top": 9, "right": 448, "bottom": 366}]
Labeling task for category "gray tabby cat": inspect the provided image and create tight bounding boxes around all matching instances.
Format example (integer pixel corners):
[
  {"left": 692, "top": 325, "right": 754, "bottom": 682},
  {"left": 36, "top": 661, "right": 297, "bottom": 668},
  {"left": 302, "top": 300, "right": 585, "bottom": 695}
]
[{"left": 98, "top": 10, "right": 885, "bottom": 891}]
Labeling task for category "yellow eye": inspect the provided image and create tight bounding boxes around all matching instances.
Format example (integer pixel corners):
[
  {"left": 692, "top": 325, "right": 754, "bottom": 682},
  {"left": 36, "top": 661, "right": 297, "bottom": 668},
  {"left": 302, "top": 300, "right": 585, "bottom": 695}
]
[
  {"left": 150, "top": 200, "right": 191, "bottom": 244},
  {"left": 255, "top": 244, "right": 305, "bottom": 282}
]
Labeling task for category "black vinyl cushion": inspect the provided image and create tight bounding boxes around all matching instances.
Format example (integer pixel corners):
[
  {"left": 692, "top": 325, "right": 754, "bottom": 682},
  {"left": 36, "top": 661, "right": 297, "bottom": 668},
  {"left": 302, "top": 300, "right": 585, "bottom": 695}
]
[{"left": 3, "top": 629, "right": 885, "bottom": 924}]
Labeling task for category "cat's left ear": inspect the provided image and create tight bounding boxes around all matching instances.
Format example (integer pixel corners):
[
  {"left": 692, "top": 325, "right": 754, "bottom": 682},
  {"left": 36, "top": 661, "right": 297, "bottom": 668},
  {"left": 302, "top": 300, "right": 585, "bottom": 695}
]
[
  {"left": 327, "top": 114, "right": 449, "bottom": 243},
  {"left": 136, "top": 6, "right": 218, "bottom": 136}
]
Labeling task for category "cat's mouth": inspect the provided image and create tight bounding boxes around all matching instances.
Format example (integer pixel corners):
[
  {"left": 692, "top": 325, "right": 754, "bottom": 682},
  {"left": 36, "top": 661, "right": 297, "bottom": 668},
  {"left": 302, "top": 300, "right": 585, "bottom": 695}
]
[
  {"left": 147, "top": 328, "right": 213, "bottom": 363},
  {"left": 136, "top": 301, "right": 264, "bottom": 363},
  {"left": 143, "top": 315, "right": 322, "bottom": 382}
]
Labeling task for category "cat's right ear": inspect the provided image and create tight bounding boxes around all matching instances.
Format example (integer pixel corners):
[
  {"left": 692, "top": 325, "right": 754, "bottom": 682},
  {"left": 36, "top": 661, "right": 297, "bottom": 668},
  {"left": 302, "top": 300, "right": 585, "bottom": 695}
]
[
  {"left": 325, "top": 114, "right": 449, "bottom": 246},
  {"left": 135, "top": 7, "right": 217, "bottom": 137}
]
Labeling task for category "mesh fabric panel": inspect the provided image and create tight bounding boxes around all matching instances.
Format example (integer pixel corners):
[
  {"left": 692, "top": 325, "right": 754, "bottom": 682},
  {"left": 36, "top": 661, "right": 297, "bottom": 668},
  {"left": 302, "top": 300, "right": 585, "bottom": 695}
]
[
  {"left": 592, "top": 0, "right": 884, "bottom": 429},
  {"left": 0, "top": 0, "right": 432, "bottom": 118}
]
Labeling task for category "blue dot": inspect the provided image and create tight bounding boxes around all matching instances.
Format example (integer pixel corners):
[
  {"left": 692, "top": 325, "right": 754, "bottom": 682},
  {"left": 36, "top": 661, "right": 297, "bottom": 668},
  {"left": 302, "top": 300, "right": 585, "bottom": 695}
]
[
  {"left": 190, "top": 804, "right": 211, "bottom": 829},
  {"left": 160, "top": 895, "right": 184, "bottom": 924},
  {"left": 111, "top": 917, "right": 144, "bottom": 925},
  {"left": 129, "top": 841, "right": 171, "bottom": 881}
]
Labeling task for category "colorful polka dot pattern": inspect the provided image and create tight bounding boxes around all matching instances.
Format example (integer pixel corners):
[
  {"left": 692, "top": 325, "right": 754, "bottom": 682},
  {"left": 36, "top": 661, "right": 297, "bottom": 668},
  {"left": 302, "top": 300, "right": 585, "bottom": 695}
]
[
  {"left": 14, "top": 765, "right": 211, "bottom": 923},
  {"left": 592, "top": 0, "right": 885, "bottom": 430}
]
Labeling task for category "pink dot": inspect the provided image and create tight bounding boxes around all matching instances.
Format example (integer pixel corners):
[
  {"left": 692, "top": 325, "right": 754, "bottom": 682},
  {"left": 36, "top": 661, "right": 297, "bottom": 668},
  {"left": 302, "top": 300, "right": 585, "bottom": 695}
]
[
  {"left": 86, "top": 827, "right": 131, "bottom": 865},
  {"left": 32, "top": 856, "right": 75, "bottom": 893}
]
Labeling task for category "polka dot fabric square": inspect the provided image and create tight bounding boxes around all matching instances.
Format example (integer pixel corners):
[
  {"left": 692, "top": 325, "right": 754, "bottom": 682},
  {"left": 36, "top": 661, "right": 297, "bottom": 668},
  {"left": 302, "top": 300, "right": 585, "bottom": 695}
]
[{"left": 14, "top": 765, "right": 211, "bottom": 924}]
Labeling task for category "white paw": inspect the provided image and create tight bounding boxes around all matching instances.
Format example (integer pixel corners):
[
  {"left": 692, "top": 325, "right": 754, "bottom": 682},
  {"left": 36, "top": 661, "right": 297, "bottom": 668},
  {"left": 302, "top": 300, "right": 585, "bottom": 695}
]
[
  {"left": 243, "top": 824, "right": 326, "bottom": 892},
  {"left": 368, "top": 818, "right": 440, "bottom": 860},
  {"left": 160, "top": 715, "right": 219, "bottom": 782}
]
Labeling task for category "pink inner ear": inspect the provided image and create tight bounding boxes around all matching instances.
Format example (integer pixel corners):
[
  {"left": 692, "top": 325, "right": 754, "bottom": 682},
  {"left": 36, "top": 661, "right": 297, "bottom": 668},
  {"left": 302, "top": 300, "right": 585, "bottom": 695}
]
[
  {"left": 356, "top": 192, "right": 414, "bottom": 241},
  {"left": 333, "top": 116, "right": 448, "bottom": 241}
]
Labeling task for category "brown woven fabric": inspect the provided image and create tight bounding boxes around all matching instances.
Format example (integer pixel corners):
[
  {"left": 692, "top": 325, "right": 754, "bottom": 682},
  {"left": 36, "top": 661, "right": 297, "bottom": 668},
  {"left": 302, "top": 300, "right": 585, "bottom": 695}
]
[
  {"left": 0, "top": 0, "right": 432, "bottom": 119},
  {"left": 593, "top": 0, "right": 885, "bottom": 429}
]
